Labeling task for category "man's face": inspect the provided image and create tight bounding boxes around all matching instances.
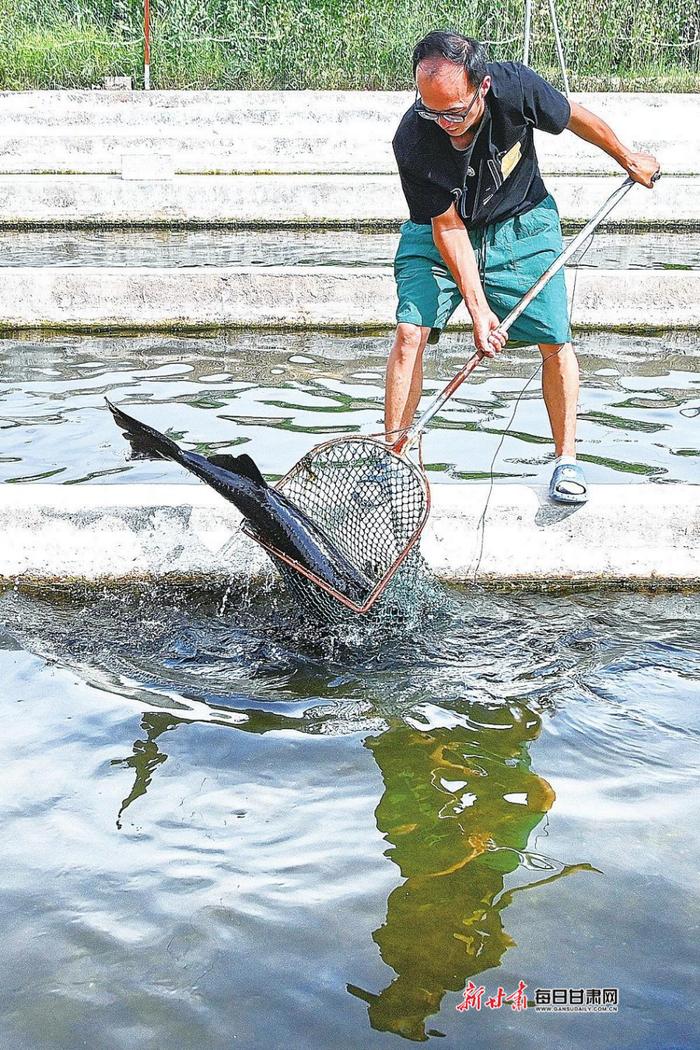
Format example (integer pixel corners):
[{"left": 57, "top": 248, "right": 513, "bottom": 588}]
[{"left": 415, "top": 61, "right": 489, "bottom": 136}]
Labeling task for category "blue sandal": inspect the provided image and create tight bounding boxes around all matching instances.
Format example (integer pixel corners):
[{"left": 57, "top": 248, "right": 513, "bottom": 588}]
[{"left": 549, "top": 462, "right": 588, "bottom": 504}]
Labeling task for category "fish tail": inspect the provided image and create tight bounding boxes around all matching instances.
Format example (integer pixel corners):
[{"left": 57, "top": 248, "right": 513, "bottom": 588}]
[
  {"left": 106, "top": 399, "right": 268, "bottom": 492},
  {"left": 105, "top": 398, "right": 183, "bottom": 464}
]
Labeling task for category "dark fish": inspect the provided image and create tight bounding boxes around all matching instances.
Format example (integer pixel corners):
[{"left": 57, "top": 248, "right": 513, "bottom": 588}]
[{"left": 106, "top": 399, "right": 372, "bottom": 604}]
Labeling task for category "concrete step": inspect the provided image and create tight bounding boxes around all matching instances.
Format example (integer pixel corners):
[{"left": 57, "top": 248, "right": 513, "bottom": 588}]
[
  {"left": 1, "top": 174, "right": 695, "bottom": 228},
  {"left": 0, "top": 90, "right": 409, "bottom": 125},
  {"left": 0, "top": 266, "right": 698, "bottom": 331},
  {"left": 2, "top": 89, "right": 690, "bottom": 126},
  {"left": 3, "top": 483, "right": 698, "bottom": 586},
  {"left": 0, "top": 92, "right": 695, "bottom": 174}
]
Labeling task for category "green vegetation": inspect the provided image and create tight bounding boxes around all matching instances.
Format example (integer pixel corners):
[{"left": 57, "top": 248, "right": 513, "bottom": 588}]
[{"left": 1, "top": 0, "right": 698, "bottom": 90}]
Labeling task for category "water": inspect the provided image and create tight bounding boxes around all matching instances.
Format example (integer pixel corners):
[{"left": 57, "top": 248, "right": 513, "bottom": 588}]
[
  {"left": 1, "top": 216, "right": 699, "bottom": 1047},
  {"left": 1, "top": 330, "right": 698, "bottom": 486},
  {"left": 1, "top": 228, "right": 699, "bottom": 270},
  {"left": 1, "top": 582, "right": 699, "bottom": 1049}
]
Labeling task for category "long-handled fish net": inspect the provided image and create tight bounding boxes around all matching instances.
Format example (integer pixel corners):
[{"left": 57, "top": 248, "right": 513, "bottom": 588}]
[
  {"left": 243, "top": 176, "right": 652, "bottom": 620},
  {"left": 243, "top": 435, "right": 432, "bottom": 621}
]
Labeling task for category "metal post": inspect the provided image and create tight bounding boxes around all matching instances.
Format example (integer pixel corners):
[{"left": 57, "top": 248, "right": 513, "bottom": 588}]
[
  {"left": 144, "top": 0, "right": 151, "bottom": 90},
  {"left": 523, "top": 0, "right": 532, "bottom": 65},
  {"left": 547, "top": 0, "right": 570, "bottom": 95}
]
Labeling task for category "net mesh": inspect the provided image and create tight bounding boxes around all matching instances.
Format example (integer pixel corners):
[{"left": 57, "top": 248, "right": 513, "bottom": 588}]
[
  {"left": 275, "top": 545, "right": 440, "bottom": 628},
  {"left": 244, "top": 435, "right": 431, "bottom": 621}
]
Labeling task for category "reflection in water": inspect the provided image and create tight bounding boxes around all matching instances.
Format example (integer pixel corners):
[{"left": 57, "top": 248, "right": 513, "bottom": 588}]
[
  {"left": 349, "top": 705, "right": 596, "bottom": 1041},
  {"left": 112, "top": 713, "right": 175, "bottom": 829},
  {"left": 86, "top": 667, "right": 595, "bottom": 1042},
  {"left": 103, "top": 690, "right": 588, "bottom": 1042},
  {"left": 4, "top": 584, "right": 697, "bottom": 1046}
]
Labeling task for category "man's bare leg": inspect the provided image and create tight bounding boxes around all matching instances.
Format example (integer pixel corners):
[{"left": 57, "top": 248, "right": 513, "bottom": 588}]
[
  {"left": 385, "top": 323, "right": 433, "bottom": 439},
  {"left": 538, "top": 341, "right": 579, "bottom": 457},
  {"left": 539, "top": 341, "right": 587, "bottom": 497}
]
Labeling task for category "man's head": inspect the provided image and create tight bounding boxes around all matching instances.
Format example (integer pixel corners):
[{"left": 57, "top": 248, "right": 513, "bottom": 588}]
[{"left": 412, "top": 31, "right": 491, "bottom": 137}]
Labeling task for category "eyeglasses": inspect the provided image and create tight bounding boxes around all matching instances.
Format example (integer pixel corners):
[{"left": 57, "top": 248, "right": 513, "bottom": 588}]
[{"left": 414, "top": 81, "right": 484, "bottom": 124}]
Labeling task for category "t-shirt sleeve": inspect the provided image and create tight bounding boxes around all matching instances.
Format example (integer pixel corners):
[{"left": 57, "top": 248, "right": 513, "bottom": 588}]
[
  {"left": 397, "top": 167, "right": 455, "bottom": 221},
  {"left": 392, "top": 121, "right": 455, "bottom": 220},
  {"left": 516, "top": 64, "right": 571, "bottom": 134}
]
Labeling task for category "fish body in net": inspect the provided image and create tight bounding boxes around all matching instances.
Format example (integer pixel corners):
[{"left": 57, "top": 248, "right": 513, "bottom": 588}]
[{"left": 106, "top": 400, "right": 373, "bottom": 605}]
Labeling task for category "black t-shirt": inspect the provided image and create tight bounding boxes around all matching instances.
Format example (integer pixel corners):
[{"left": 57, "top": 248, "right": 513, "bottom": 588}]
[{"left": 392, "top": 61, "right": 571, "bottom": 229}]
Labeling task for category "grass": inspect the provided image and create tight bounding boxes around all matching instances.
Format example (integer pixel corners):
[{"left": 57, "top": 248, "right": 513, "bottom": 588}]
[{"left": 0, "top": 0, "right": 698, "bottom": 90}]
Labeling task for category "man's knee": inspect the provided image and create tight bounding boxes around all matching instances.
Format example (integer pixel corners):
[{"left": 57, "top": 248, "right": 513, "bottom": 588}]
[
  {"left": 392, "top": 323, "right": 431, "bottom": 365},
  {"left": 538, "top": 341, "right": 574, "bottom": 363}
]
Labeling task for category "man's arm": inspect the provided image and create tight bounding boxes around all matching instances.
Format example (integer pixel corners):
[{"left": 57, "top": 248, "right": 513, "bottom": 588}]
[
  {"left": 566, "top": 101, "right": 659, "bottom": 187},
  {"left": 431, "top": 204, "right": 507, "bottom": 357}
]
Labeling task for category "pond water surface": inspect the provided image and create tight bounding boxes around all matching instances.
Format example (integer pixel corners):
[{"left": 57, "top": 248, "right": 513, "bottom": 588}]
[
  {"left": 1, "top": 582, "right": 699, "bottom": 1049},
  {"left": 1, "top": 330, "right": 698, "bottom": 486},
  {"left": 1, "top": 228, "right": 699, "bottom": 270}
]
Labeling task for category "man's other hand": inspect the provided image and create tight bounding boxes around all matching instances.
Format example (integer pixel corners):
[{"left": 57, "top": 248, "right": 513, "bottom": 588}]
[
  {"left": 624, "top": 152, "right": 660, "bottom": 188},
  {"left": 473, "top": 308, "right": 507, "bottom": 358}
]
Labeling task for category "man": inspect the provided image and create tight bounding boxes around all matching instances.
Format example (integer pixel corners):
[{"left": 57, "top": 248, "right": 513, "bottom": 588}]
[{"left": 387, "top": 31, "right": 659, "bottom": 502}]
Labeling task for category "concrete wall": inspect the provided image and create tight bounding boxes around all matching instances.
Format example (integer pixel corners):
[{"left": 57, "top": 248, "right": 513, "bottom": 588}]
[
  {"left": 2, "top": 483, "right": 698, "bottom": 586},
  {"left": 1, "top": 92, "right": 697, "bottom": 174},
  {"left": 1, "top": 266, "right": 698, "bottom": 331},
  {"left": 1, "top": 174, "right": 696, "bottom": 228}
]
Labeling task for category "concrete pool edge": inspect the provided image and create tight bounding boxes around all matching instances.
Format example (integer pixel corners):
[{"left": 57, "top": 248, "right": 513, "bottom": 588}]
[
  {"left": 2, "top": 174, "right": 699, "bottom": 228},
  {"left": 2, "top": 484, "right": 698, "bottom": 587},
  {"left": 2, "top": 267, "right": 700, "bottom": 331}
]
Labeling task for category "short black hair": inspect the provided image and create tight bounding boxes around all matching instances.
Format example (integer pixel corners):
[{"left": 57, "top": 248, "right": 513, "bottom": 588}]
[{"left": 412, "top": 31, "right": 488, "bottom": 85}]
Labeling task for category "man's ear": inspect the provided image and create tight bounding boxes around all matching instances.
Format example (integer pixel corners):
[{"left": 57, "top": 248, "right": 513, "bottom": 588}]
[{"left": 482, "top": 75, "right": 492, "bottom": 95}]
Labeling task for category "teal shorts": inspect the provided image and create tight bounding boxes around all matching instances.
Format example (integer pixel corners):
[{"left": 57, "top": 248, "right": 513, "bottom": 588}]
[{"left": 394, "top": 194, "right": 571, "bottom": 347}]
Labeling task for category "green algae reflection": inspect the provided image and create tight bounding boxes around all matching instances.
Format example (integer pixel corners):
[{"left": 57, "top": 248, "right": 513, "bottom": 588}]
[{"left": 350, "top": 701, "right": 597, "bottom": 1041}]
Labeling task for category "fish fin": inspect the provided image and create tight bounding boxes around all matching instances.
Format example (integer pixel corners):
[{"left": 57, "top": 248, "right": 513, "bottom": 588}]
[{"left": 207, "top": 452, "right": 268, "bottom": 488}]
